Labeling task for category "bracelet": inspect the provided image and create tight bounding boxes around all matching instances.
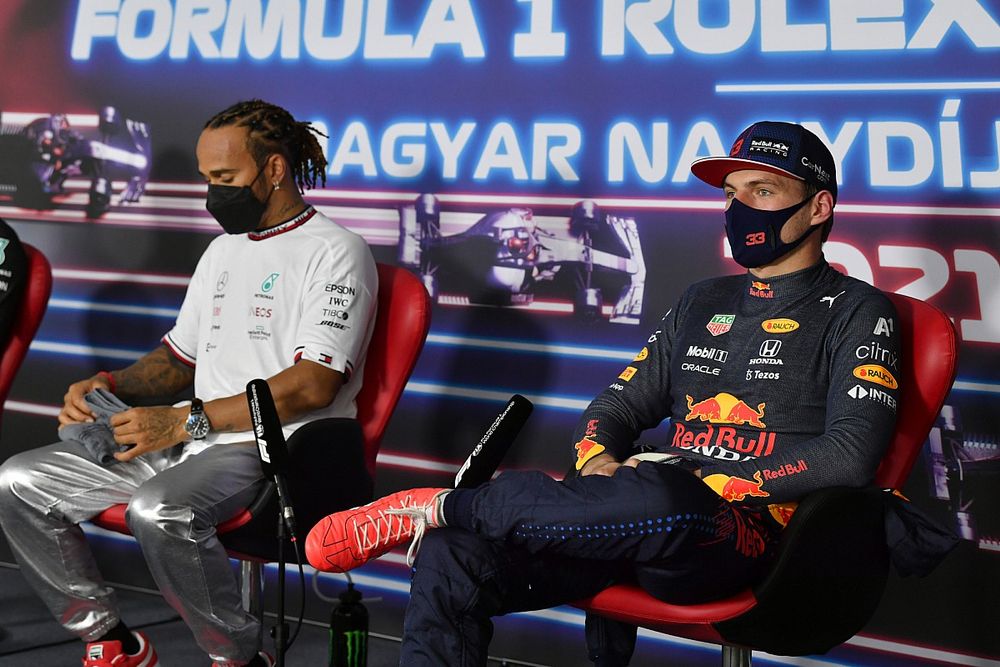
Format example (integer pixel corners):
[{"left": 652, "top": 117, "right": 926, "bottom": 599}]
[{"left": 97, "top": 371, "right": 116, "bottom": 393}]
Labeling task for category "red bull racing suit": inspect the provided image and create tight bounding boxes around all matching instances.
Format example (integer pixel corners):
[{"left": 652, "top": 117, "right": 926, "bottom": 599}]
[
  {"left": 575, "top": 258, "right": 901, "bottom": 519},
  {"left": 402, "top": 259, "right": 901, "bottom": 666}
]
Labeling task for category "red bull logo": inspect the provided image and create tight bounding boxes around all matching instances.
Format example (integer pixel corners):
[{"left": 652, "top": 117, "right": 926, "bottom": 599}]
[
  {"left": 720, "top": 474, "right": 769, "bottom": 502},
  {"left": 633, "top": 347, "right": 649, "bottom": 362},
  {"left": 748, "top": 281, "right": 774, "bottom": 299},
  {"left": 685, "top": 393, "right": 766, "bottom": 428},
  {"left": 672, "top": 422, "right": 776, "bottom": 458},
  {"left": 761, "top": 459, "right": 808, "bottom": 480},
  {"left": 719, "top": 471, "right": 769, "bottom": 502},
  {"left": 574, "top": 437, "right": 606, "bottom": 470}
]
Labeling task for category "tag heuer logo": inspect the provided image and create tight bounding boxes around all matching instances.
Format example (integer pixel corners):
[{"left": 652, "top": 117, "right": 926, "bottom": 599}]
[{"left": 706, "top": 314, "right": 735, "bottom": 336}]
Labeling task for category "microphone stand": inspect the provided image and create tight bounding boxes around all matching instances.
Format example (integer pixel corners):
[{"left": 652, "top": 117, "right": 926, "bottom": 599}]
[
  {"left": 273, "top": 508, "right": 289, "bottom": 667},
  {"left": 272, "top": 482, "right": 296, "bottom": 667}
]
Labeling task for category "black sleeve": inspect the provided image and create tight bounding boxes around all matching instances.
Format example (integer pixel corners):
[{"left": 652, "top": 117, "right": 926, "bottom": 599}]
[
  {"left": 0, "top": 219, "right": 29, "bottom": 346},
  {"left": 703, "top": 293, "right": 901, "bottom": 504},
  {"left": 569, "top": 294, "right": 685, "bottom": 471}
]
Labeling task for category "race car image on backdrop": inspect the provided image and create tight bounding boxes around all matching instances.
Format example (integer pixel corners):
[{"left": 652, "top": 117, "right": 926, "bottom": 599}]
[
  {"left": 925, "top": 403, "right": 1000, "bottom": 554},
  {"left": 398, "top": 193, "right": 646, "bottom": 324},
  {"left": 0, "top": 106, "right": 150, "bottom": 218}
]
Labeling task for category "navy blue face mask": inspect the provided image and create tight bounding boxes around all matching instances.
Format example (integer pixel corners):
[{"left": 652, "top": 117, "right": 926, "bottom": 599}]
[
  {"left": 205, "top": 164, "right": 273, "bottom": 235},
  {"left": 725, "top": 194, "right": 819, "bottom": 269}
]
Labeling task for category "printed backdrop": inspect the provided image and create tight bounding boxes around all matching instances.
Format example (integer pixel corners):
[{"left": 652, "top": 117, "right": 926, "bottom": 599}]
[{"left": 1, "top": 2, "right": 998, "bottom": 665}]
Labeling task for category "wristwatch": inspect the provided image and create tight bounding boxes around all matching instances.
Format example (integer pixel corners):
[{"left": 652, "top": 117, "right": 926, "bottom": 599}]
[{"left": 184, "top": 398, "right": 211, "bottom": 440}]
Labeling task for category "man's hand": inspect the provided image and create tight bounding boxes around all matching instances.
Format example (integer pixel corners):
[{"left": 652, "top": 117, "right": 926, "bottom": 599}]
[
  {"left": 579, "top": 453, "right": 622, "bottom": 477},
  {"left": 58, "top": 375, "right": 113, "bottom": 427},
  {"left": 591, "top": 454, "right": 703, "bottom": 479},
  {"left": 110, "top": 406, "right": 188, "bottom": 462}
]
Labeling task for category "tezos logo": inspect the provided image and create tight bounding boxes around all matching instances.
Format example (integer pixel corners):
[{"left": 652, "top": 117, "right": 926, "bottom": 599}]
[{"left": 261, "top": 272, "right": 280, "bottom": 292}]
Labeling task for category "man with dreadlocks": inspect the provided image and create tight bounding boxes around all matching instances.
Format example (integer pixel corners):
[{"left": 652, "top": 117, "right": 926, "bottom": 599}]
[{"left": 0, "top": 100, "right": 378, "bottom": 667}]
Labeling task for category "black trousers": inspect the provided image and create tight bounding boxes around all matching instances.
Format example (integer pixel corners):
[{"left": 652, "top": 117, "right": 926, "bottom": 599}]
[{"left": 401, "top": 463, "right": 781, "bottom": 666}]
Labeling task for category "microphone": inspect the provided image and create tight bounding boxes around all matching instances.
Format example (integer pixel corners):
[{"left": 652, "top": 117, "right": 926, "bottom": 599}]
[
  {"left": 454, "top": 395, "right": 533, "bottom": 489},
  {"left": 246, "top": 378, "right": 297, "bottom": 537}
]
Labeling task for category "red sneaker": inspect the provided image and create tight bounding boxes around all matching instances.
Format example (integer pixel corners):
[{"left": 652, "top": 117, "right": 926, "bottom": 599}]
[
  {"left": 306, "top": 488, "right": 447, "bottom": 572},
  {"left": 82, "top": 631, "right": 158, "bottom": 666}
]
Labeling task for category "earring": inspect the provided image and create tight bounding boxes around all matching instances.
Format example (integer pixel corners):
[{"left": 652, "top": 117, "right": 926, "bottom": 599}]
[{"left": 273, "top": 182, "right": 280, "bottom": 191}]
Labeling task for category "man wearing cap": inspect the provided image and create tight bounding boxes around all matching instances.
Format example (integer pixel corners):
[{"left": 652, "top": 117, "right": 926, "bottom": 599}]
[{"left": 303, "top": 122, "right": 902, "bottom": 666}]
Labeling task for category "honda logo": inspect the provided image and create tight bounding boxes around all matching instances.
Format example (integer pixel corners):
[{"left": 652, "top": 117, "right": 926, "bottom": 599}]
[{"left": 759, "top": 340, "right": 782, "bottom": 357}]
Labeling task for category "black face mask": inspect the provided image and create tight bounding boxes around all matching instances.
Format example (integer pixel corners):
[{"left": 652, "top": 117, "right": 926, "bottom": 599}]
[
  {"left": 205, "top": 165, "right": 273, "bottom": 235},
  {"left": 724, "top": 194, "right": 819, "bottom": 268}
]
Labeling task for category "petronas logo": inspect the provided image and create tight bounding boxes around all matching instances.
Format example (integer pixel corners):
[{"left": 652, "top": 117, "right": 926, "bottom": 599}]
[
  {"left": 261, "top": 272, "right": 279, "bottom": 292},
  {"left": 0, "top": 239, "right": 8, "bottom": 266}
]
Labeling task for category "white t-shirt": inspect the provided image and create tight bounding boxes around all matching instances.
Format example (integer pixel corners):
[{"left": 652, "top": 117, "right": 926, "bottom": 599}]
[{"left": 163, "top": 207, "right": 377, "bottom": 453}]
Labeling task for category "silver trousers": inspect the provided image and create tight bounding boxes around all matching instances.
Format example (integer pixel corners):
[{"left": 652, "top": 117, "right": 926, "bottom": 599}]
[{"left": 0, "top": 439, "right": 266, "bottom": 664}]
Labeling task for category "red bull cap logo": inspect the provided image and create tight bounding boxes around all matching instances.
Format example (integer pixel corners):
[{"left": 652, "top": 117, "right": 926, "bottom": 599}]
[
  {"left": 853, "top": 364, "right": 898, "bottom": 389},
  {"left": 761, "top": 318, "right": 799, "bottom": 334},
  {"left": 685, "top": 392, "right": 766, "bottom": 428},
  {"left": 706, "top": 314, "right": 735, "bottom": 336}
]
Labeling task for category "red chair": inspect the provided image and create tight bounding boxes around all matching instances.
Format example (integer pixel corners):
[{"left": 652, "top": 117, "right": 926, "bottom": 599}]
[
  {"left": 574, "top": 292, "right": 959, "bottom": 665},
  {"left": 91, "top": 262, "right": 431, "bottom": 612},
  {"left": 0, "top": 244, "right": 53, "bottom": 414}
]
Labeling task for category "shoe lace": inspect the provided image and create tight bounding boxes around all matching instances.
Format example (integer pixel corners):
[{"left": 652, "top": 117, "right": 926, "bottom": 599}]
[
  {"left": 385, "top": 506, "right": 429, "bottom": 566},
  {"left": 349, "top": 495, "right": 430, "bottom": 566}
]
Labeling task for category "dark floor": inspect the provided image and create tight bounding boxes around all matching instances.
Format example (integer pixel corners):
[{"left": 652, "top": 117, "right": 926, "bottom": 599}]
[
  {"left": 0, "top": 562, "right": 410, "bottom": 666},
  {"left": 0, "top": 560, "right": 574, "bottom": 666},
  {"left": 2, "top": 553, "right": 964, "bottom": 667}
]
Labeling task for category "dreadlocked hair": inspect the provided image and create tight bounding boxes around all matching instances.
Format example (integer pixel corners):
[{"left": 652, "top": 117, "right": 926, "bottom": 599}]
[{"left": 204, "top": 99, "right": 328, "bottom": 192}]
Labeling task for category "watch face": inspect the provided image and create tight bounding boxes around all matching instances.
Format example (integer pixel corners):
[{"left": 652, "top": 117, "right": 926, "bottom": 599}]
[{"left": 186, "top": 411, "right": 210, "bottom": 440}]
